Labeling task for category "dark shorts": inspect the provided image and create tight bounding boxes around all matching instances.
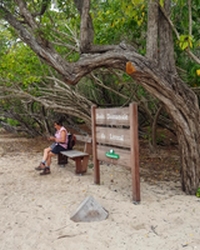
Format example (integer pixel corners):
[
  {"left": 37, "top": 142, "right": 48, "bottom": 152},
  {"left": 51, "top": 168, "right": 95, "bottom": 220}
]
[{"left": 51, "top": 144, "right": 66, "bottom": 154}]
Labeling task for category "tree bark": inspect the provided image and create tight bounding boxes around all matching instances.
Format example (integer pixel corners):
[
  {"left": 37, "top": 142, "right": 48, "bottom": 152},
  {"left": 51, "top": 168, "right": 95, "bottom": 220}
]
[
  {"left": 146, "top": 0, "right": 159, "bottom": 62},
  {"left": 74, "top": 0, "right": 94, "bottom": 52},
  {"left": 158, "top": 0, "right": 176, "bottom": 74}
]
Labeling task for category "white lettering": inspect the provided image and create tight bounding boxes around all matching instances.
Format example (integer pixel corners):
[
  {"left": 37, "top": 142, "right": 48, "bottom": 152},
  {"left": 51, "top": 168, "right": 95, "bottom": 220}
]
[
  {"left": 109, "top": 134, "right": 124, "bottom": 141},
  {"left": 97, "top": 113, "right": 105, "bottom": 119},
  {"left": 100, "top": 133, "right": 106, "bottom": 139},
  {"left": 107, "top": 113, "right": 128, "bottom": 121}
]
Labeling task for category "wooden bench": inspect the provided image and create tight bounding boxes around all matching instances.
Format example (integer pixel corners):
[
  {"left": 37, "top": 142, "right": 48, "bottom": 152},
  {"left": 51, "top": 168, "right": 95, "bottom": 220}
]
[{"left": 58, "top": 134, "right": 92, "bottom": 174}]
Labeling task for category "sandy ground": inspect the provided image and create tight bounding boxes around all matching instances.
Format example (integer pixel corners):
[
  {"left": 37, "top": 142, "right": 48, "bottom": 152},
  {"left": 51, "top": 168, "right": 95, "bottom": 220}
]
[{"left": 0, "top": 132, "right": 200, "bottom": 250}]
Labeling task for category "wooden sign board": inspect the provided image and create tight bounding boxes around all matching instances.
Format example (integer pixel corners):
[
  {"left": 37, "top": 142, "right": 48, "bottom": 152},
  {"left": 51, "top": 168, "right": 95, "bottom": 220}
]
[
  {"left": 91, "top": 102, "right": 140, "bottom": 203},
  {"left": 96, "top": 107, "right": 130, "bottom": 126},
  {"left": 96, "top": 127, "right": 131, "bottom": 148}
]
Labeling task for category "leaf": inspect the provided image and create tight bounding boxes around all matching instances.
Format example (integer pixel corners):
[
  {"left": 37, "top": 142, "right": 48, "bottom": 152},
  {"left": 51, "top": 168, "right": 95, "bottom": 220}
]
[
  {"left": 196, "top": 69, "right": 200, "bottom": 76},
  {"left": 181, "top": 41, "right": 188, "bottom": 50},
  {"left": 179, "top": 35, "right": 193, "bottom": 50}
]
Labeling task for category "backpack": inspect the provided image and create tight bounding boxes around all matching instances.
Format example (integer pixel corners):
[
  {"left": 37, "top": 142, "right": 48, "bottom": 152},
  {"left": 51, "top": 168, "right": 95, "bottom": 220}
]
[{"left": 67, "top": 133, "right": 76, "bottom": 150}]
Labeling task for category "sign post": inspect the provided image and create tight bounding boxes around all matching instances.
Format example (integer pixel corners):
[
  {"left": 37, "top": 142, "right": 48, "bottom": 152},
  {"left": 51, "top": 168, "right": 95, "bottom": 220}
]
[{"left": 91, "top": 103, "right": 140, "bottom": 203}]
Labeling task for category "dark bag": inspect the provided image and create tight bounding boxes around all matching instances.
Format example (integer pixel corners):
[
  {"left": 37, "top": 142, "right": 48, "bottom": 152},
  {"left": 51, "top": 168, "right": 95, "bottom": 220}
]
[{"left": 67, "top": 133, "right": 76, "bottom": 150}]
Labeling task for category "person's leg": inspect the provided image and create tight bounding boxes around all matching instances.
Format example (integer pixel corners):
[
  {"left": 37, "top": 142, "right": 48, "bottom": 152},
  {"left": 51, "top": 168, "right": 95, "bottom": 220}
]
[
  {"left": 46, "top": 151, "right": 55, "bottom": 168},
  {"left": 39, "top": 145, "right": 66, "bottom": 175},
  {"left": 40, "top": 151, "right": 55, "bottom": 175},
  {"left": 35, "top": 146, "right": 51, "bottom": 171},
  {"left": 42, "top": 147, "right": 51, "bottom": 163}
]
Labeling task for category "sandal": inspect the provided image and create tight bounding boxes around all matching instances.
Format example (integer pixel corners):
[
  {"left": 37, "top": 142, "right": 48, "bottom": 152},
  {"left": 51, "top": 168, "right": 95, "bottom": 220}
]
[
  {"left": 40, "top": 167, "right": 51, "bottom": 175},
  {"left": 35, "top": 162, "right": 45, "bottom": 171}
]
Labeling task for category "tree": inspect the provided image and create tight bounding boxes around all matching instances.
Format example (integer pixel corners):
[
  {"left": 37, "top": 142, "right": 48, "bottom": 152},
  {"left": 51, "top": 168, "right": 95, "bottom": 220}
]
[{"left": 0, "top": 0, "right": 200, "bottom": 194}]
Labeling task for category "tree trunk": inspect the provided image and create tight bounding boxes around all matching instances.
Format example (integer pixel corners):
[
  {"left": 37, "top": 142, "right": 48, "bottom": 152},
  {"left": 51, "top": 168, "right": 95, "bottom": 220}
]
[
  {"left": 126, "top": 59, "right": 200, "bottom": 194},
  {"left": 146, "top": 0, "right": 159, "bottom": 62},
  {"left": 163, "top": 78, "right": 200, "bottom": 194},
  {"left": 74, "top": 0, "right": 94, "bottom": 52},
  {"left": 158, "top": 0, "right": 176, "bottom": 74},
  {"left": 144, "top": 0, "right": 200, "bottom": 194}
]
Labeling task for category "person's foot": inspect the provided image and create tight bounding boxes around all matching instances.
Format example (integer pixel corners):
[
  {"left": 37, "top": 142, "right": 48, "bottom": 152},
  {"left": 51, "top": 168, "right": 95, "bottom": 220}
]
[
  {"left": 40, "top": 167, "right": 51, "bottom": 175},
  {"left": 35, "top": 162, "right": 45, "bottom": 171}
]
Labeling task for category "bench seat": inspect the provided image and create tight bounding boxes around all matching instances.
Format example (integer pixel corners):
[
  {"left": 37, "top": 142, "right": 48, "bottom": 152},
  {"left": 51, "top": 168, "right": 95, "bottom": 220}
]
[
  {"left": 61, "top": 150, "right": 89, "bottom": 159},
  {"left": 58, "top": 134, "right": 92, "bottom": 174}
]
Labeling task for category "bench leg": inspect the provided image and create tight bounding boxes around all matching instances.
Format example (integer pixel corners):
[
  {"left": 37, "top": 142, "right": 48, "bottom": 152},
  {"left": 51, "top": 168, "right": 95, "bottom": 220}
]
[
  {"left": 58, "top": 153, "right": 68, "bottom": 167},
  {"left": 75, "top": 158, "right": 82, "bottom": 174},
  {"left": 74, "top": 156, "right": 89, "bottom": 174},
  {"left": 82, "top": 155, "right": 89, "bottom": 173}
]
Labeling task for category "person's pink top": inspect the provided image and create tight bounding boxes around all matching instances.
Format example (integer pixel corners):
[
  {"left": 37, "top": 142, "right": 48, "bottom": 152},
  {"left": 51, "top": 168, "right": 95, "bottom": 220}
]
[{"left": 55, "top": 126, "right": 68, "bottom": 149}]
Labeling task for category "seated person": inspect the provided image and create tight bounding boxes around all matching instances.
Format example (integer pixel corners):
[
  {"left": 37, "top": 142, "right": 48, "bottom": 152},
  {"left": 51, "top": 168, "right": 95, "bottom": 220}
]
[{"left": 35, "top": 120, "right": 68, "bottom": 175}]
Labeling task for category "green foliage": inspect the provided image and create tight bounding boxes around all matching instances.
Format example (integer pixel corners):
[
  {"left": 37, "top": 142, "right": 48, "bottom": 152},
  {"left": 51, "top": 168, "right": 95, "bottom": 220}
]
[
  {"left": 179, "top": 35, "right": 193, "bottom": 50},
  {"left": 170, "top": 1, "right": 200, "bottom": 86},
  {"left": 175, "top": 42, "right": 200, "bottom": 86},
  {"left": 37, "top": 3, "right": 80, "bottom": 62},
  {"left": 56, "top": 0, "right": 78, "bottom": 16},
  {"left": 0, "top": 43, "right": 44, "bottom": 88},
  {"left": 7, "top": 118, "right": 19, "bottom": 126},
  {"left": 91, "top": 0, "right": 147, "bottom": 52},
  {"left": 0, "top": 24, "right": 50, "bottom": 89},
  {"left": 187, "top": 62, "right": 200, "bottom": 87}
]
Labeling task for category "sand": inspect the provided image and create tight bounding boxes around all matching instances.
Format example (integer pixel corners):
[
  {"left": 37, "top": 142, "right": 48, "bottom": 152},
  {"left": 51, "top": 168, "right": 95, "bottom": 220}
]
[{"left": 0, "top": 132, "right": 200, "bottom": 250}]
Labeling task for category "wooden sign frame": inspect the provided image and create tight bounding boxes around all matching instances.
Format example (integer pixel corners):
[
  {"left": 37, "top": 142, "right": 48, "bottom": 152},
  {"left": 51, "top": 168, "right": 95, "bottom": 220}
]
[{"left": 91, "top": 102, "right": 140, "bottom": 203}]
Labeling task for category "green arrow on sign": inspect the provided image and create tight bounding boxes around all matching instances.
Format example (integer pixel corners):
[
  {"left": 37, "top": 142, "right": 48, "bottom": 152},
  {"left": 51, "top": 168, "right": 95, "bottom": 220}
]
[{"left": 105, "top": 149, "right": 119, "bottom": 159}]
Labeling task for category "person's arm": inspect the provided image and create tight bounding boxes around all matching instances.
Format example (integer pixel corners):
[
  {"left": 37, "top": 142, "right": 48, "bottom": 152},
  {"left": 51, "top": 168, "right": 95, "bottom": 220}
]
[{"left": 49, "top": 136, "right": 56, "bottom": 141}]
